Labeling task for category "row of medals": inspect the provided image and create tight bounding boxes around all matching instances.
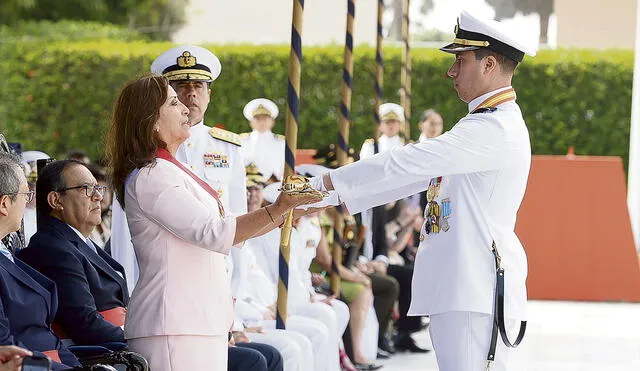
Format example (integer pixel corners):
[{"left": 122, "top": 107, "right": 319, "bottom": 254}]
[{"left": 424, "top": 177, "right": 451, "bottom": 236}]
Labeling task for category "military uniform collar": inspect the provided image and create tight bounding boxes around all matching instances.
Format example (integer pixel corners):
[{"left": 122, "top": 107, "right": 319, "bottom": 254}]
[
  {"left": 251, "top": 129, "right": 274, "bottom": 139},
  {"left": 468, "top": 86, "right": 513, "bottom": 113},
  {"left": 379, "top": 135, "right": 401, "bottom": 144},
  {"left": 189, "top": 121, "right": 205, "bottom": 133}
]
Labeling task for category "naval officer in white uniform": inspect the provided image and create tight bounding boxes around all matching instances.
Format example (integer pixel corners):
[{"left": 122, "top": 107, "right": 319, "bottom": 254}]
[
  {"left": 305, "top": 10, "right": 537, "bottom": 371},
  {"left": 110, "top": 45, "right": 247, "bottom": 289},
  {"left": 239, "top": 98, "right": 286, "bottom": 182},
  {"left": 359, "top": 103, "right": 407, "bottom": 265}
]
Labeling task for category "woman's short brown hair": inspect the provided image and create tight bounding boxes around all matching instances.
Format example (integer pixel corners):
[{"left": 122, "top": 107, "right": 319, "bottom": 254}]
[{"left": 106, "top": 74, "right": 169, "bottom": 207}]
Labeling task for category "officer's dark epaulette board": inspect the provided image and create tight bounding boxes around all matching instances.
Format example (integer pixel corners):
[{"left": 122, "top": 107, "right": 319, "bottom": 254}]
[
  {"left": 209, "top": 127, "right": 242, "bottom": 147},
  {"left": 471, "top": 107, "right": 498, "bottom": 114}
]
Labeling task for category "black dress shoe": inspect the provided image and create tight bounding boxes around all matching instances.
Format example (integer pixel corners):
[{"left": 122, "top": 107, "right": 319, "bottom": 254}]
[
  {"left": 376, "top": 349, "right": 391, "bottom": 359},
  {"left": 378, "top": 337, "right": 396, "bottom": 354},
  {"left": 394, "top": 332, "right": 430, "bottom": 353},
  {"left": 355, "top": 362, "right": 383, "bottom": 370}
]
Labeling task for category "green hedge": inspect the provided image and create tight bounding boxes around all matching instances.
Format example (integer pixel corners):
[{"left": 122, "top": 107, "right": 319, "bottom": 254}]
[
  {"left": 0, "top": 40, "right": 634, "bottom": 171},
  {"left": 0, "top": 21, "right": 147, "bottom": 42}
]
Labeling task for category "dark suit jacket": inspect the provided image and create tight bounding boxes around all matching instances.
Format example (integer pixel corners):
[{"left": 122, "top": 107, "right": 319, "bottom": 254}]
[
  {"left": 0, "top": 254, "right": 80, "bottom": 370},
  {"left": 18, "top": 216, "right": 129, "bottom": 345}
]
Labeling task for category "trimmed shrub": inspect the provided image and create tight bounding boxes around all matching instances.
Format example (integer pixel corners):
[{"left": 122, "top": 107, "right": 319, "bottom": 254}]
[
  {"left": 0, "top": 41, "right": 633, "bottom": 171},
  {"left": 0, "top": 20, "right": 147, "bottom": 42}
]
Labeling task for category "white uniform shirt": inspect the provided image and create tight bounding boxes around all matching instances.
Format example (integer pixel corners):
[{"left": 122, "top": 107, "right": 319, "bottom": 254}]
[
  {"left": 245, "top": 228, "right": 311, "bottom": 313},
  {"left": 330, "top": 87, "right": 530, "bottom": 319},
  {"left": 295, "top": 216, "right": 322, "bottom": 295},
  {"left": 418, "top": 133, "right": 429, "bottom": 142},
  {"left": 359, "top": 134, "right": 405, "bottom": 261},
  {"left": 23, "top": 207, "right": 37, "bottom": 245},
  {"left": 359, "top": 134, "right": 404, "bottom": 160},
  {"left": 176, "top": 122, "right": 247, "bottom": 215},
  {"left": 240, "top": 130, "right": 285, "bottom": 181}
]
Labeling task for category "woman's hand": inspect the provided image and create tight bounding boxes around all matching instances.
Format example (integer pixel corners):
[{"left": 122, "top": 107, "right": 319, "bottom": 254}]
[
  {"left": 311, "top": 273, "right": 327, "bottom": 287},
  {"left": 354, "top": 271, "right": 371, "bottom": 288},
  {"left": 0, "top": 346, "right": 31, "bottom": 371},
  {"left": 272, "top": 188, "right": 325, "bottom": 213}
]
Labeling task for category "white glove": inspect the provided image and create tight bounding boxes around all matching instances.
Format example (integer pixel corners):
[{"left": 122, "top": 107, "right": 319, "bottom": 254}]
[
  {"left": 309, "top": 175, "right": 327, "bottom": 192},
  {"left": 297, "top": 175, "right": 340, "bottom": 209}
]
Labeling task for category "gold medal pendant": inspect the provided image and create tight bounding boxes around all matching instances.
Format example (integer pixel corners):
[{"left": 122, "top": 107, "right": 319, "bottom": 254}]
[
  {"left": 426, "top": 176, "right": 443, "bottom": 202},
  {"left": 427, "top": 201, "right": 441, "bottom": 234}
]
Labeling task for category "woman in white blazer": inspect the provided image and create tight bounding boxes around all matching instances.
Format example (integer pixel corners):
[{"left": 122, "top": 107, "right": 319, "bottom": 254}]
[{"left": 105, "top": 75, "right": 322, "bottom": 371}]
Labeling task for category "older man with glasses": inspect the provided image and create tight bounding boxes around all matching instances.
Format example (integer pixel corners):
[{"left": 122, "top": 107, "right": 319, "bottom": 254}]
[
  {"left": 17, "top": 160, "right": 130, "bottom": 348},
  {"left": 0, "top": 152, "right": 85, "bottom": 370}
]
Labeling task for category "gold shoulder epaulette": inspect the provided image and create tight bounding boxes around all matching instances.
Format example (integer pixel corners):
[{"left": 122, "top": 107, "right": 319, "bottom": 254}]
[
  {"left": 364, "top": 138, "right": 374, "bottom": 144},
  {"left": 239, "top": 132, "right": 250, "bottom": 139},
  {"left": 209, "top": 127, "right": 242, "bottom": 147},
  {"left": 275, "top": 134, "right": 285, "bottom": 141}
]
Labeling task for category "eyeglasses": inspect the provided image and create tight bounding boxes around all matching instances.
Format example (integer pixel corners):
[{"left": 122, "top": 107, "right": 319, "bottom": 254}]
[
  {"left": 56, "top": 184, "right": 108, "bottom": 198},
  {"left": 5, "top": 191, "right": 35, "bottom": 203}
]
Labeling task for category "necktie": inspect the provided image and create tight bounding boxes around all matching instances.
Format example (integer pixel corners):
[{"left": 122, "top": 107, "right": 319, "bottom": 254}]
[{"left": 85, "top": 238, "right": 98, "bottom": 254}]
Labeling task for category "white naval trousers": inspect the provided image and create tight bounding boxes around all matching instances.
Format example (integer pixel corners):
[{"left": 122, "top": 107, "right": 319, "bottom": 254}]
[
  {"left": 429, "top": 311, "right": 518, "bottom": 371},
  {"left": 294, "top": 302, "right": 342, "bottom": 371},
  {"left": 361, "top": 306, "right": 380, "bottom": 361},
  {"left": 264, "top": 315, "right": 331, "bottom": 371},
  {"left": 248, "top": 329, "right": 313, "bottom": 371}
]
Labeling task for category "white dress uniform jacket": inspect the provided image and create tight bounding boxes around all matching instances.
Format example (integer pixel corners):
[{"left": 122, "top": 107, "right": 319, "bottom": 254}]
[
  {"left": 330, "top": 87, "right": 531, "bottom": 319},
  {"left": 177, "top": 122, "right": 247, "bottom": 215},
  {"left": 240, "top": 130, "right": 285, "bottom": 181},
  {"left": 359, "top": 134, "right": 404, "bottom": 160},
  {"left": 124, "top": 158, "right": 236, "bottom": 338}
]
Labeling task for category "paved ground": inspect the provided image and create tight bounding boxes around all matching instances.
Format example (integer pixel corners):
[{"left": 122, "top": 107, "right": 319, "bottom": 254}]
[{"left": 379, "top": 300, "right": 640, "bottom": 370}]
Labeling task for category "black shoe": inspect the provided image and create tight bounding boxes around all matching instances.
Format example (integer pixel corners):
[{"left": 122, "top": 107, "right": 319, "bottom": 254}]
[
  {"left": 376, "top": 349, "right": 391, "bottom": 359},
  {"left": 394, "top": 332, "right": 430, "bottom": 353},
  {"left": 355, "top": 362, "right": 383, "bottom": 370},
  {"left": 378, "top": 337, "right": 396, "bottom": 355}
]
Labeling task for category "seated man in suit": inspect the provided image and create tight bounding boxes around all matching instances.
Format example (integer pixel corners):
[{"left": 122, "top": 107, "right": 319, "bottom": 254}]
[
  {"left": 0, "top": 152, "right": 82, "bottom": 370},
  {"left": 18, "top": 160, "right": 129, "bottom": 346}
]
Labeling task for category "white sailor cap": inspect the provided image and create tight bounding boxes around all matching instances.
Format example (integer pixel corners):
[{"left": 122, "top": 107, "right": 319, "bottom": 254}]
[
  {"left": 22, "top": 150, "right": 50, "bottom": 164},
  {"left": 150, "top": 45, "right": 222, "bottom": 82},
  {"left": 379, "top": 103, "right": 405, "bottom": 122},
  {"left": 440, "top": 10, "right": 537, "bottom": 62},
  {"left": 243, "top": 98, "right": 279, "bottom": 120}
]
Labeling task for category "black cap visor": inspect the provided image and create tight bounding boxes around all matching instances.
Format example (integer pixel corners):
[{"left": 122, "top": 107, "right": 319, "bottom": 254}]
[{"left": 440, "top": 43, "right": 482, "bottom": 54}]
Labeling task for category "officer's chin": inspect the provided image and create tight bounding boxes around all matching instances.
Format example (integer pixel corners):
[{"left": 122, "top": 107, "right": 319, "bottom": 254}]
[{"left": 187, "top": 117, "right": 202, "bottom": 127}]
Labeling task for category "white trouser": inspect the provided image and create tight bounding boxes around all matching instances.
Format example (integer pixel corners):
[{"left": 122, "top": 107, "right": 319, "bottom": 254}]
[
  {"left": 312, "top": 295, "right": 350, "bottom": 339},
  {"left": 264, "top": 315, "right": 330, "bottom": 371},
  {"left": 248, "top": 329, "right": 312, "bottom": 371},
  {"left": 429, "top": 311, "right": 518, "bottom": 371},
  {"left": 360, "top": 306, "right": 380, "bottom": 361},
  {"left": 294, "top": 302, "right": 341, "bottom": 371}
]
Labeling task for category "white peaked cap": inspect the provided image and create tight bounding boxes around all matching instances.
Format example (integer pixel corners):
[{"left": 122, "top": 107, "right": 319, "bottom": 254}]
[
  {"left": 243, "top": 98, "right": 279, "bottom": 120},
  {"left": 379, "top": 103, "right": 405, "bottom": 122},
  {"left": 440, "top": 10, "right": 537, "bottom": 62},
  {"left": 151, "top": 45, "right": 222, "bottom": 82}
]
